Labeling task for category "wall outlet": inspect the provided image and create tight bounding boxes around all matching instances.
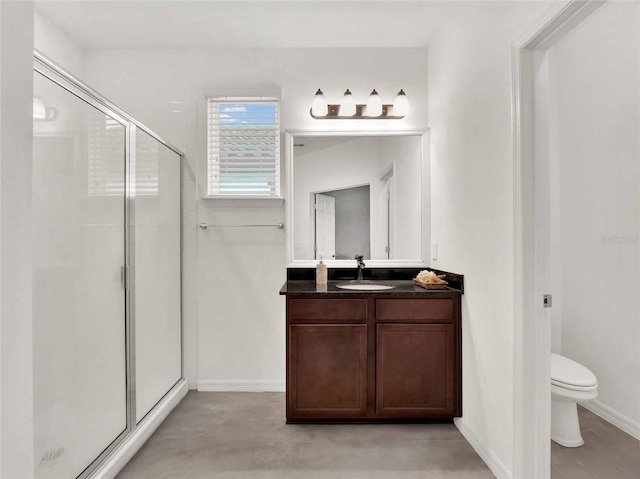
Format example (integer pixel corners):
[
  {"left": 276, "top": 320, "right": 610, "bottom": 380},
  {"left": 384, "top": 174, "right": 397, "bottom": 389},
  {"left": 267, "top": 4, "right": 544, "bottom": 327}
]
[{"left": 431, "top": 242, "right": 438, "bottom": 261}]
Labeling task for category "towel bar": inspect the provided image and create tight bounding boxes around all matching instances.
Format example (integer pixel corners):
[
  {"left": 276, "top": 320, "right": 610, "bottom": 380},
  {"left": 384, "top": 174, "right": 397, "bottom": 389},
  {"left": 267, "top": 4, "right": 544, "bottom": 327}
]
[{"left": 199, "top": 222, "right": 284, "bottom": 230}]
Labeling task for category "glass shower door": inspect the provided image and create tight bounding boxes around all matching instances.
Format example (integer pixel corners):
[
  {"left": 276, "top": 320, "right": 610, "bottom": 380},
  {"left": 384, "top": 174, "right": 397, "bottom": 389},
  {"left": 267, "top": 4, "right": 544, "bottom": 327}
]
[
  {"left": 134, "top": 128, "right": 182, "bottom": 423},
  {"left": 33, "top": 71, "right": 128, "bottom": 479}
]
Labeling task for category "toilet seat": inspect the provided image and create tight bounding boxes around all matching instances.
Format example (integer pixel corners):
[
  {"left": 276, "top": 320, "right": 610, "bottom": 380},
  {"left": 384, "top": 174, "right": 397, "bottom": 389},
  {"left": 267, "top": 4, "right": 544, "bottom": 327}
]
[{"left": 551, "top": 353, "right": 597, "bottom": 391}]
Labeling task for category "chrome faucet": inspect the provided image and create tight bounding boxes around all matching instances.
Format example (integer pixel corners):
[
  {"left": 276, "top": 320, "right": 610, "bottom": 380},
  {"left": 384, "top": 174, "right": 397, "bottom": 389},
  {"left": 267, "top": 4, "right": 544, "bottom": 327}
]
[{"left": 355, "top": 255, "right": 365, "bottom": 281}]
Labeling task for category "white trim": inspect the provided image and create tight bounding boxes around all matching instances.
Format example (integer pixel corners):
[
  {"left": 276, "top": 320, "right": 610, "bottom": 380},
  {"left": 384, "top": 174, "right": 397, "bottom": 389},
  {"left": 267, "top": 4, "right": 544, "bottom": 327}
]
[
  {"left": 285, "top": 129, "right": 427, "bottom": 137},
  {"left": 203, "top": 195, "right": 284, "bottom": 201},
  {"left": 197, "top": 380, "right": 286, "bottom": 392},
  {"left": 90, "top": 379, "right": 188, "bottom": 479},
  {"left": 199, "top": 197, "right": 284, "bottom": 209},
  {"left": 203, "top": 86, "right": 283, "bottom": 99},
  {"left": 312, "top": 181, "right": 370, "bottom": 195},
  {"left": 580, "top": 400, "right": 640, "bottom": 441},
  {"left": 286, "top": 259, "right": 428, "bottom": 269},
  {"left": 454, "top": 418, "right": 511, "bottom": 479},
  {"left": 511, "top": 2, "right": 606, "bottom": 478}
]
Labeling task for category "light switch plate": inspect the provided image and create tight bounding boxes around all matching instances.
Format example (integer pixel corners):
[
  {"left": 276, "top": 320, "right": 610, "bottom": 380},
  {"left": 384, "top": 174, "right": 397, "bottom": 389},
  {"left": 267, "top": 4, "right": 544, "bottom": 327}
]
[{"left": 431, "top": 243, "right": 438, "bottom": 261}]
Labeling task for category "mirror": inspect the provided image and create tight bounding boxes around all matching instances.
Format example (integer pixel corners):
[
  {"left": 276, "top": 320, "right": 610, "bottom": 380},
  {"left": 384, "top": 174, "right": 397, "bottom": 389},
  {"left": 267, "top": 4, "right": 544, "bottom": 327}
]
[{"left": 286, "top": 130, "right": 428, "bottom": 266}]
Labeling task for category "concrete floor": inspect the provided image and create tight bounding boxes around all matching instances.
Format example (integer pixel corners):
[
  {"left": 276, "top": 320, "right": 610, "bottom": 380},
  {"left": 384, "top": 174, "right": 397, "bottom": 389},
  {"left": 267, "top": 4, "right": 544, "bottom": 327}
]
[
  {"left": 117, "top": 391, "right": 495, "bottom": 479},
  {"left": 551, "top": 406, "right": 640, "bottom": 479}
]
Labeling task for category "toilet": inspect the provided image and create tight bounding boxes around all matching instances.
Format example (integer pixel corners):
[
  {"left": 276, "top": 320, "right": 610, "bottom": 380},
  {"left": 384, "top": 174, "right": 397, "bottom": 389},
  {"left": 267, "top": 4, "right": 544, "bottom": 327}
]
[{"left": 551, "top": 353, "right": 598, "bottom": 447}]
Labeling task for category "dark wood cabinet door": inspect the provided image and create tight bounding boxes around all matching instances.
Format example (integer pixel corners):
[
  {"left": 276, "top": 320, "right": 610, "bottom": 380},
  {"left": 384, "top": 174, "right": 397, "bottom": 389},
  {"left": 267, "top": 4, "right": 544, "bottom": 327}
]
[
  {"left": 376, "top": 323, "right": 457, "bottom": 418},
  {"left": 288, "top": 324, "right": 367, "bottom": 419}
]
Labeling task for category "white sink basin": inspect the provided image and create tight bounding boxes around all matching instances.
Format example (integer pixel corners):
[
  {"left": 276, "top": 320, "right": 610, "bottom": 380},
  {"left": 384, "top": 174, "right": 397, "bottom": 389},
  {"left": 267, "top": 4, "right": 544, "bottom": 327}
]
[{"left": 336, "top": 282, "right": 395, "bottom": 291}]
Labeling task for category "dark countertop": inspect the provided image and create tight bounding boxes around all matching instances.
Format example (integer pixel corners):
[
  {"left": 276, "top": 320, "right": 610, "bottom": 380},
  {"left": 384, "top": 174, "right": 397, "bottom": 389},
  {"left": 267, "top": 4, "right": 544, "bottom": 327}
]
[
  {"left": 286, "top": 267, "right": 464, "bottom": 293},
  {"left": 280, "top": 280, "right": 462, "bottom": 296}
]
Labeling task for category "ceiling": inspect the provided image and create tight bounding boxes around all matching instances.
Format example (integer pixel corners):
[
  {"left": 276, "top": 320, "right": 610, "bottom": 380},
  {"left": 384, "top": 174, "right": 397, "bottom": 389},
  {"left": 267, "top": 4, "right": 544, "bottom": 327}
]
[{"left": 34, "top": 1, "right": 511, "bottom": 50}]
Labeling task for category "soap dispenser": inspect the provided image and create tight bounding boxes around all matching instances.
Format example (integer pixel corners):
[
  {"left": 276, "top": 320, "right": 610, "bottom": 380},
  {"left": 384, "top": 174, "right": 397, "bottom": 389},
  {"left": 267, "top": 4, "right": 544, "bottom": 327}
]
[{"left": 316, "top": 255, "right": 328, "bottom": 285}]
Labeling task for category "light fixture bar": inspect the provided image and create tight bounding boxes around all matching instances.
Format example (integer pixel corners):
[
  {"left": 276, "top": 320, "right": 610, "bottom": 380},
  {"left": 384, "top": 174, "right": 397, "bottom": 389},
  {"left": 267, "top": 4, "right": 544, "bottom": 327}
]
[{"left": 309, "top": 103, "right": 404, "bottom": 120}]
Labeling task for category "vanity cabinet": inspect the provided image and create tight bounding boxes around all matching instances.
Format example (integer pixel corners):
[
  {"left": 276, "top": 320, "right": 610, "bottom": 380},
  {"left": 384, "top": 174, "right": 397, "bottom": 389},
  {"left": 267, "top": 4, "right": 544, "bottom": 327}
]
[
  {"left": 288, "top": 324, "right": 368, "bottom": 418},
  {"left": 376, "top": 323, "right": 456, "bottom": 418},
  {"left": 283, "top": 288, "right": 462, "bottom": 423}
]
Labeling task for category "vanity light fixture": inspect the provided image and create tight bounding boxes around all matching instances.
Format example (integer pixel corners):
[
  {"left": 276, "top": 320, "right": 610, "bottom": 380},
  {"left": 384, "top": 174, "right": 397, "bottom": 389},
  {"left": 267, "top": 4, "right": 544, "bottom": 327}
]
[
  {"left": 393, "top": 89, "right": 410, "bottom": 117},
  {"left": 33, "top": 97, "right": 46, "bottom": 120},
  {"left": 311, "top": 89, "right": 328, "bottom": 117},
  {"left": 366, "top": 89, "right": 383, "bottom": 117},
  {"left": 340, "top": 89, "right": 357, "bottom": 116},
  {"left": 310, "top": 88, "right": 408, "bottom": 119},
  {"left": 33, "top": 97, "right": 59, "bottom": 121}
]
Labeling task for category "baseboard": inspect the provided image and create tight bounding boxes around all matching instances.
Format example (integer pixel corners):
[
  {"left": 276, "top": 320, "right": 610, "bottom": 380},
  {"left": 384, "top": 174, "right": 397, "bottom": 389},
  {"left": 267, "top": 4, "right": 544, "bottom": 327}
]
[
  {"left": 198, "top": 379, "right": 285, "bottom": 393},
  {"left": 580, "top": 399, "right": 640, "bottom": 441},
  {"left": 197, "top": 379, "right": 285, "bottom": 392},
  {"left": 454, "top": 418, "right": 511, "bottom": 479},
  {"left": 91, "top": 379, "right": 189, "bottom": 479}
]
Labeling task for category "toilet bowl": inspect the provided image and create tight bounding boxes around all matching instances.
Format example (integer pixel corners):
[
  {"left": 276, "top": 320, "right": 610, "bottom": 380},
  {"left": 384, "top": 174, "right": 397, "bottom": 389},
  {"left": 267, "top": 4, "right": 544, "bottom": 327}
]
[{"left": 551, "top": 353, "right": 598, "bottom": 447}]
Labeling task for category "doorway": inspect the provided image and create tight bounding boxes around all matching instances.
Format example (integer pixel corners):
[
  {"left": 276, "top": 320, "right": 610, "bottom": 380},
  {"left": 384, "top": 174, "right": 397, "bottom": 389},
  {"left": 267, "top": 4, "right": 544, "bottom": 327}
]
[{"left": 513, "top": 1, "right": 639, "bottom": 478}]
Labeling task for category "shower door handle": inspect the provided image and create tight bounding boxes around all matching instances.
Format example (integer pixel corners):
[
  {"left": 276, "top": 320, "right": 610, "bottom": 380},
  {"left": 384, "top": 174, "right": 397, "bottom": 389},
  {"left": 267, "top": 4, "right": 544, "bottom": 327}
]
[{"left": 121, "top": 265, "right": 130, "bottom": 290}]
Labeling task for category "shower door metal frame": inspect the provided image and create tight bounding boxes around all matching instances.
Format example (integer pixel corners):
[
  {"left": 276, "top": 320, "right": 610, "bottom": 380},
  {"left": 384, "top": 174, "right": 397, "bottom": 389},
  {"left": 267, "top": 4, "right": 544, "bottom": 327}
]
[{"left": 33, "top": 50, "right": 185, "bottom": 479}]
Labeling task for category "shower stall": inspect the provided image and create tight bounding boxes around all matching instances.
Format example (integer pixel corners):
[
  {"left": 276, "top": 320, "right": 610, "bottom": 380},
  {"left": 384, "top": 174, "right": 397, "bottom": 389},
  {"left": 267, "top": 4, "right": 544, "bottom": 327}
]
[{"left": 32, "top": 52, "right": 185, "bottom": 479}]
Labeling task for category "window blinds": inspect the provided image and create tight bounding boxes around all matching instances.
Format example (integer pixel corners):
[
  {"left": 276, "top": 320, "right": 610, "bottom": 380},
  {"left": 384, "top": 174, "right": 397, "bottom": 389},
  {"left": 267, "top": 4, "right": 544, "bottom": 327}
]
[
  {"left": 88, "top": 116, "right": 126, "bottom": 197},
  {"left": 88, "top": 117, "right": 159, "bottom": 197},
  {"left": 207, "top": 99, "right": 280, "bottom": 196}
]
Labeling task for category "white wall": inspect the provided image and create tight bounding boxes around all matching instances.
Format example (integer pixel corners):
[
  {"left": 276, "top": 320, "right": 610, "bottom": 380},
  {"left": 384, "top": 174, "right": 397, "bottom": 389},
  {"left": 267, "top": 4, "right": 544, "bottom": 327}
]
[
  {"left": 34, "top": 10, "right": 86, "bottom": 77},
  {"left": 0, "top": 2, "right": 35, "bottom": 478},
  {"left": 83, "top": 47, "right": 428, "bottom": 389},
  {"left": 547, "top": 1, "right": 640, "bottom": 432},
  {"left": 427, "top": 2, "right": 551, "bottom": 476}
]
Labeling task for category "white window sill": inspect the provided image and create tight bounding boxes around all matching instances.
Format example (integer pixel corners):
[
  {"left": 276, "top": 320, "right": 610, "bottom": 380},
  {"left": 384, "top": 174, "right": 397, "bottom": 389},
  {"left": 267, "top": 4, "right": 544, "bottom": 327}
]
[{"left": 201, "top": 195, "right": 284, "bottom": 207}]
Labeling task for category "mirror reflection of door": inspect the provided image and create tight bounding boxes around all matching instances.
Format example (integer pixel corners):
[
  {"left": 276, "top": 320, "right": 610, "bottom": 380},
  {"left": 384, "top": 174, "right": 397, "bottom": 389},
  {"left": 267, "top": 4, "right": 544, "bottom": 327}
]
[
  {"left": 314, "top": 193, "right": 335, "bottom": 260},
  {"left": 382, "top": 178, "right": 394, "bottom": 259},
  {"left": 315, "top": 186, "right": 371, "bottom": 260}
]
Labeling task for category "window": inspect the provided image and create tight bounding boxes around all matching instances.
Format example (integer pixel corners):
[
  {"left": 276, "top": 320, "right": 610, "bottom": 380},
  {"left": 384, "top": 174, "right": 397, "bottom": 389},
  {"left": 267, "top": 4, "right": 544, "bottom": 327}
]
[{"left": 207, "top": 98, "right": 280, "bottom": 197}]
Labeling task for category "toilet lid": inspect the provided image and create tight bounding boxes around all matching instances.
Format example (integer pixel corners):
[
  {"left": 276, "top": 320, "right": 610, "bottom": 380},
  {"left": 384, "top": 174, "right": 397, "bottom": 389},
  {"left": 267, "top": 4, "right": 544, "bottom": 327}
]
[{"left": 551, "top": 353, "right": 597, "bottom": 389}]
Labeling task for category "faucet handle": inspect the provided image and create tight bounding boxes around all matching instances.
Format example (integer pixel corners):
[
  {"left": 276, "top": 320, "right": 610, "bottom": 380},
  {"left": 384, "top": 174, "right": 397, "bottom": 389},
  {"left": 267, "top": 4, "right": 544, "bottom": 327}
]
[{"left": 355, "top": 255, "right": 365, "bottom": 280}]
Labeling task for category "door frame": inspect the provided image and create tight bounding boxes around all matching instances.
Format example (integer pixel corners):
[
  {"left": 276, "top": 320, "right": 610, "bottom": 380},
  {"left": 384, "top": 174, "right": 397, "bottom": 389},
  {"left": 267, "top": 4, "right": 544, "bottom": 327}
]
[
  {"left": 378, "top": 163, "right": 395, "bottom": 260},
  {"left": 511, "top": 1, "right": 605, "bottom": 478}
]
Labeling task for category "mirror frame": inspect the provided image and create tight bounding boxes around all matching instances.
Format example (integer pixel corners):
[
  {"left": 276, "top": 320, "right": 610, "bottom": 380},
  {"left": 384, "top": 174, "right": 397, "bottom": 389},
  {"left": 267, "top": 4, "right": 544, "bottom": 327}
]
[{"left": 285, "top": 129, "right": 430, "bottom": 268}]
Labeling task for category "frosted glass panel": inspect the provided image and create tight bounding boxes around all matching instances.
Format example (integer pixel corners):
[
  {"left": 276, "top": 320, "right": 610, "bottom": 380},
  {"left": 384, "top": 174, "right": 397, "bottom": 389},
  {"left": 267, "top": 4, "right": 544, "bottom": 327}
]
[
  {"left": 134, "top": 129, "right": 182, "bottom": 422},
  {"left": 33, "top": 72, "right": 127, "bottom": 478}
]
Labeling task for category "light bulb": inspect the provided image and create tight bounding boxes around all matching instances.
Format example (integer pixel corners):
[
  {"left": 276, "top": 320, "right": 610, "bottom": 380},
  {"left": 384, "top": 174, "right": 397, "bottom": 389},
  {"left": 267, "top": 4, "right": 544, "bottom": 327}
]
[
  {"left": 393, "top": 89, "right": 409, "bottom": 117},
  {"left": 33, "top": 97, "right": 46, "bottom": 120},
  {"left": 311, "top": 89, "right": 328, "bottom": 117},
  {"left": 366, "top": 89, "right": 382, "bottom": 117},
  {"left": 340, "top": 89, "right": 356, "bottom": 117}
]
